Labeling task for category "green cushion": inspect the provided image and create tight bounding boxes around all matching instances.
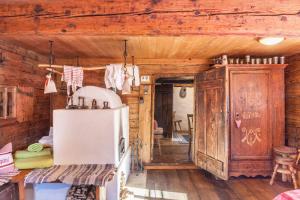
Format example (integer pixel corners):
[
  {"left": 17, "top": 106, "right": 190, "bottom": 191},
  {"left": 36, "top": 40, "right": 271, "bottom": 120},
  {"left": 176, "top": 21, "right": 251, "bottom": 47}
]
[
  {"left": 14, "top": 148, "right": 52, "bottom": 159},
  {"left": 15, "top": 155, "right": 53, "bottom": 169},
  {"left": 27, "top": 143, "right": 44, "bottom": 152}
]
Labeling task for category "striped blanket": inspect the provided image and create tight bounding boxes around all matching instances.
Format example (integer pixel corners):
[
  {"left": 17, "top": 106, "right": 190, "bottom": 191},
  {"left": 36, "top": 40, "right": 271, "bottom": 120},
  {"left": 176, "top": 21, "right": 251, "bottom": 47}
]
[
  {"left": 0, "top": 170, "right": 20, "bottom": 186},
  {"left": 25, "top": 164, "right": 115, "bottom": 186},
  {"left": 0, "top": 177, "right": 9, "bottom": 186}
]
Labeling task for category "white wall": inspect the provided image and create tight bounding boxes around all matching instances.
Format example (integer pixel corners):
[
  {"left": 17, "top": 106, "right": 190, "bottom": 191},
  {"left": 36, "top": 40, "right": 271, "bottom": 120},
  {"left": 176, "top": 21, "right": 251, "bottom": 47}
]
[{"left": 173, "top": 86, "right": 194, "bottom": 131}]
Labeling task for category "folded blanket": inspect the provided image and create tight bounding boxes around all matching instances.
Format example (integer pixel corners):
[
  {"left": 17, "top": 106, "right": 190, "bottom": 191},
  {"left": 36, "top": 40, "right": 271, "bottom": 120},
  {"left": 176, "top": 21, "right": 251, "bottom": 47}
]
[
  {"left": 27, "top": 143, "right": 44, "bottom": 152},
  {"left": 15, "top": 155, "right": 53, "bottom": 170},
  {"left": 0, "top": 170, "right": 20, "bottom": 186},
  {"left": 15, "top": 148, "right": 51, "bottom": 159},
  {"left": 25, "top": 164, "right": 115, "bottom": 186}
]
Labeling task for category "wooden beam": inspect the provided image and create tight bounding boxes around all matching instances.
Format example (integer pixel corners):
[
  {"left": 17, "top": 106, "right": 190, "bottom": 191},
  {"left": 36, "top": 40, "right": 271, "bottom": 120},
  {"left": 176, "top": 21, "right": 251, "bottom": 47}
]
[
  {"left": 39, "top": 64, "right": 106, "bottom": 70},
  {"left": 1, "top": 0, "right": 300, "bottom": 36},
  {"left": 55, "top": 58, "right": 211, "bottom": 66},
  {"left": 52, "top": 58, "right": 211, "bottom": 75}
]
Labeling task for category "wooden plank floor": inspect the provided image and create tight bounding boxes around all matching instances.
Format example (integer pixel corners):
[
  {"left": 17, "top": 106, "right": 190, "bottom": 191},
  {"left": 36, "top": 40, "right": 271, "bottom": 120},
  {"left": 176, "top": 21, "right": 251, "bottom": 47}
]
[
  {"left": 152, "top": 137, "right": 191, "bottom": 163},
  {"left": 126, "top": 169, "right": 293, "bottom": 200}
]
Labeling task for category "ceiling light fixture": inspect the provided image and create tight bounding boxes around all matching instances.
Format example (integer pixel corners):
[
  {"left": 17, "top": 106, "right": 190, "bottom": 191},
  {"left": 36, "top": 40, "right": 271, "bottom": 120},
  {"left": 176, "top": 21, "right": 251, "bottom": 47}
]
[{"left": 258, "top": 37, "right": 285, "bottom": 46}]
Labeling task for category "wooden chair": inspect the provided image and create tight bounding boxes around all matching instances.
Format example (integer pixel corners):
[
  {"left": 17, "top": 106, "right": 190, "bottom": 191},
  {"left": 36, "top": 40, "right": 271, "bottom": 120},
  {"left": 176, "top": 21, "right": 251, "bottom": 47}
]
[
  {"left": 270, "top": 157, "right": 298, "bottom": 189},
  {"left": 172, "top": 111, "right": 182, "bottom": 133},
  {"left": 187, "top": 114, "right": 193, "bottom": 160},
  {"left": 296, "top": 149, "right": 300, "bottom": 165},
  {"left": 270, "top": 146, "right": 298, "bottom": 189},
  {"left": 153, "top": 120, "right": 163, "bottom": 155}
]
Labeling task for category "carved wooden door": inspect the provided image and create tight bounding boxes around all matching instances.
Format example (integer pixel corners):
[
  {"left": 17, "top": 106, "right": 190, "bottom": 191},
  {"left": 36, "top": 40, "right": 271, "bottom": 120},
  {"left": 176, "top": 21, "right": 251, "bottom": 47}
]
[
  {"left": 195, "top": 68, "right": 229, "bottom": 180},
  {"left": 230, "top": 71, "right": 271, "bottom": 161}
]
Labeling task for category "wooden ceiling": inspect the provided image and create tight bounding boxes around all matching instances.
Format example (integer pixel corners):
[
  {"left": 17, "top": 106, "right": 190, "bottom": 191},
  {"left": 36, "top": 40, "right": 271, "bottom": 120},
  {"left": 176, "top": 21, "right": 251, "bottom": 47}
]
[{"left": 2, "top": 36, "right": 300, "bottom": 59}]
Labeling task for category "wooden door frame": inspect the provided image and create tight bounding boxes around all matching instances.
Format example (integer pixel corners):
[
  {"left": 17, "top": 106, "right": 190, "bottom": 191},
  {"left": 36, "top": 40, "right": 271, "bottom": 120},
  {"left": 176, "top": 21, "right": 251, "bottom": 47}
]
[{"left": 150, "top": 74, "right": 197, "bottom": 164}]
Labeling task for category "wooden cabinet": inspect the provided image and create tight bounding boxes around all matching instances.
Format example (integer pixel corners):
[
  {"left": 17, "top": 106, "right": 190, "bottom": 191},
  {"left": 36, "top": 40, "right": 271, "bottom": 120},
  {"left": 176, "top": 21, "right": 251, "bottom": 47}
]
[{"left": 195, "top": 64, "right": 286, "bottom": 180}]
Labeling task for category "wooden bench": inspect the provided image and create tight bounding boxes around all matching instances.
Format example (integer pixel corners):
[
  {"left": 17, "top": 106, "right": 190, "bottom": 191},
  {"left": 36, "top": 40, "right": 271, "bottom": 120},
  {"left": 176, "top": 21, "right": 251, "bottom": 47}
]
[
  {"left": 10, "top": 170, "right": 104, "bottom": 200},
  {"left": 11, "top": 170, "right": 32, "bottom": 200}
]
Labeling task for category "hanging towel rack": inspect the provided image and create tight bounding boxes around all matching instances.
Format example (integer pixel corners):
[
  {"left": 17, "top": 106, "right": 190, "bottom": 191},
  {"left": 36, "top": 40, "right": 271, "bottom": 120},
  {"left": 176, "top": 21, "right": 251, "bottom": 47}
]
[
  {"left": 39, "top": 40, "right": 131, "bottom": 75},
  {"left": 39, "top": 64, "right": 106, "bottom": 70}
]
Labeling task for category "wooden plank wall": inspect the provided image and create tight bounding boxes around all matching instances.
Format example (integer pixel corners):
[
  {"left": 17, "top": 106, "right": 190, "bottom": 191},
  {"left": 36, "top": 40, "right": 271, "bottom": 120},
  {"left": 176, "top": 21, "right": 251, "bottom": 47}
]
[
  {"left": 0, "top": 42, "right": 50, "bottom": 151},
  {"left": 286, "top": 55, "right": 300, "bottom": 147}
]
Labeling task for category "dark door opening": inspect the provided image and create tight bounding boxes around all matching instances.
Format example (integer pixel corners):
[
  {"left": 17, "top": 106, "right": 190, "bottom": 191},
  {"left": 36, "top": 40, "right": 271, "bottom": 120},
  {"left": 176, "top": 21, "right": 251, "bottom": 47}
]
[{"left": 152, "top": 76, "right": 195, "bottom": 164}]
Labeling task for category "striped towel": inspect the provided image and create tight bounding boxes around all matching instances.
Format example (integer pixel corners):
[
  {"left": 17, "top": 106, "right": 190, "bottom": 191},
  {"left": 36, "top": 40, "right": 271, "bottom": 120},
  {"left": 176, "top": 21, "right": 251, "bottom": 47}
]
[
  {"left": 63, "top": 66, "right": 73, "bottom": 86},
  {"left": 25, "top": 164, "right": 115, "bottom": 186},
  {"left": 63, "top": 66, "right": 84, "bottom": 94},
  {"left": 72, "top": 67, "right": 83, "bottom": 88}
]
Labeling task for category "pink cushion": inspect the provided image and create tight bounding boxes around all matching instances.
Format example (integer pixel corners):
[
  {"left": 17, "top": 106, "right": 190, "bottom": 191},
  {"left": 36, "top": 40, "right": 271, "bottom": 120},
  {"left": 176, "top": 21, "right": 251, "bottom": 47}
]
[
  {"left": 0, "top": 143, "right": 15, "bottom": 174},
  {"left": 274, "top": 189, "right": 300, "bottom": 200}
]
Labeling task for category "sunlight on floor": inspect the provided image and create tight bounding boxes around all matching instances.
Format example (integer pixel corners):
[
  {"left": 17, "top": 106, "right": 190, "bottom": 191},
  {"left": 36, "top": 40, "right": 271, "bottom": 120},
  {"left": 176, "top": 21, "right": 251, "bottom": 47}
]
[{"left": 127, "top": 186, "right": 188, "bottom": 200}]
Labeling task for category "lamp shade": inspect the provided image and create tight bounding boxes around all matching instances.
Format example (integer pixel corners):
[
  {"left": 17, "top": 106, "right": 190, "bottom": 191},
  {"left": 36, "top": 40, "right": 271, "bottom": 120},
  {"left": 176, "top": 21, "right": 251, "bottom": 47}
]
[{"left": 258, "top": 37, "right": 284, "bottom": 46}]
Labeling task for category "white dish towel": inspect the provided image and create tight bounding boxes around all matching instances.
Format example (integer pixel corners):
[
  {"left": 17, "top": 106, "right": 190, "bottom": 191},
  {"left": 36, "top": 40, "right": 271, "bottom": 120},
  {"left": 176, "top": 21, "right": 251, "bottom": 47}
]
[{"left": 105, "top": 64, "right": 140, "bottom": 93}]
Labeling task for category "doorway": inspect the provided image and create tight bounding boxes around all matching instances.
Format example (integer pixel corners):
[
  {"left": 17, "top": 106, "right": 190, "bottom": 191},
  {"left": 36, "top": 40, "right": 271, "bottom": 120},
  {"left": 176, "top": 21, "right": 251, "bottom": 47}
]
[{"left": 152, "top": 76, "right": 195, "bottom": 164}]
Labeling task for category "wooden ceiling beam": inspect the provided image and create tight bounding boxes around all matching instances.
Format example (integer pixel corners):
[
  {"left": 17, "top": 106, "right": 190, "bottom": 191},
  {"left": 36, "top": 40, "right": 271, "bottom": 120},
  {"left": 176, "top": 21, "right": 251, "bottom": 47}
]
[{"left": 1, "top": 0, "right": 300, "bottom": 36}]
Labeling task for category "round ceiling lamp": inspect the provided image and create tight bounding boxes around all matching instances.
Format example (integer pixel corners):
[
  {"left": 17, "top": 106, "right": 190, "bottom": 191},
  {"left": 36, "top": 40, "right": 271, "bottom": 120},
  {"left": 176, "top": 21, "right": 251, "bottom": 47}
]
[{"left": 258, "top": 37, "right": 285, "bottom": 46}]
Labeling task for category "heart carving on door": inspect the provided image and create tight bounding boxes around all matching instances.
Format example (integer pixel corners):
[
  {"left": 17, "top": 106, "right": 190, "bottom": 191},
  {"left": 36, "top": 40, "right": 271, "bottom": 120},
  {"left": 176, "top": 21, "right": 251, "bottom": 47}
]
[{"left": 235, "top": 119, "right": 242, "bottom": 128}]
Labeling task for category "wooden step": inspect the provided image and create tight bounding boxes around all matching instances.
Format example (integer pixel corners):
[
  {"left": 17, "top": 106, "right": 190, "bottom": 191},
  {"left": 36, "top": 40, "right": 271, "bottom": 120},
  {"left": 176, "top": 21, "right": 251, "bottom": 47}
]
[{"left": 144, "top": 163, "right": 198, "bottom": 170}]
